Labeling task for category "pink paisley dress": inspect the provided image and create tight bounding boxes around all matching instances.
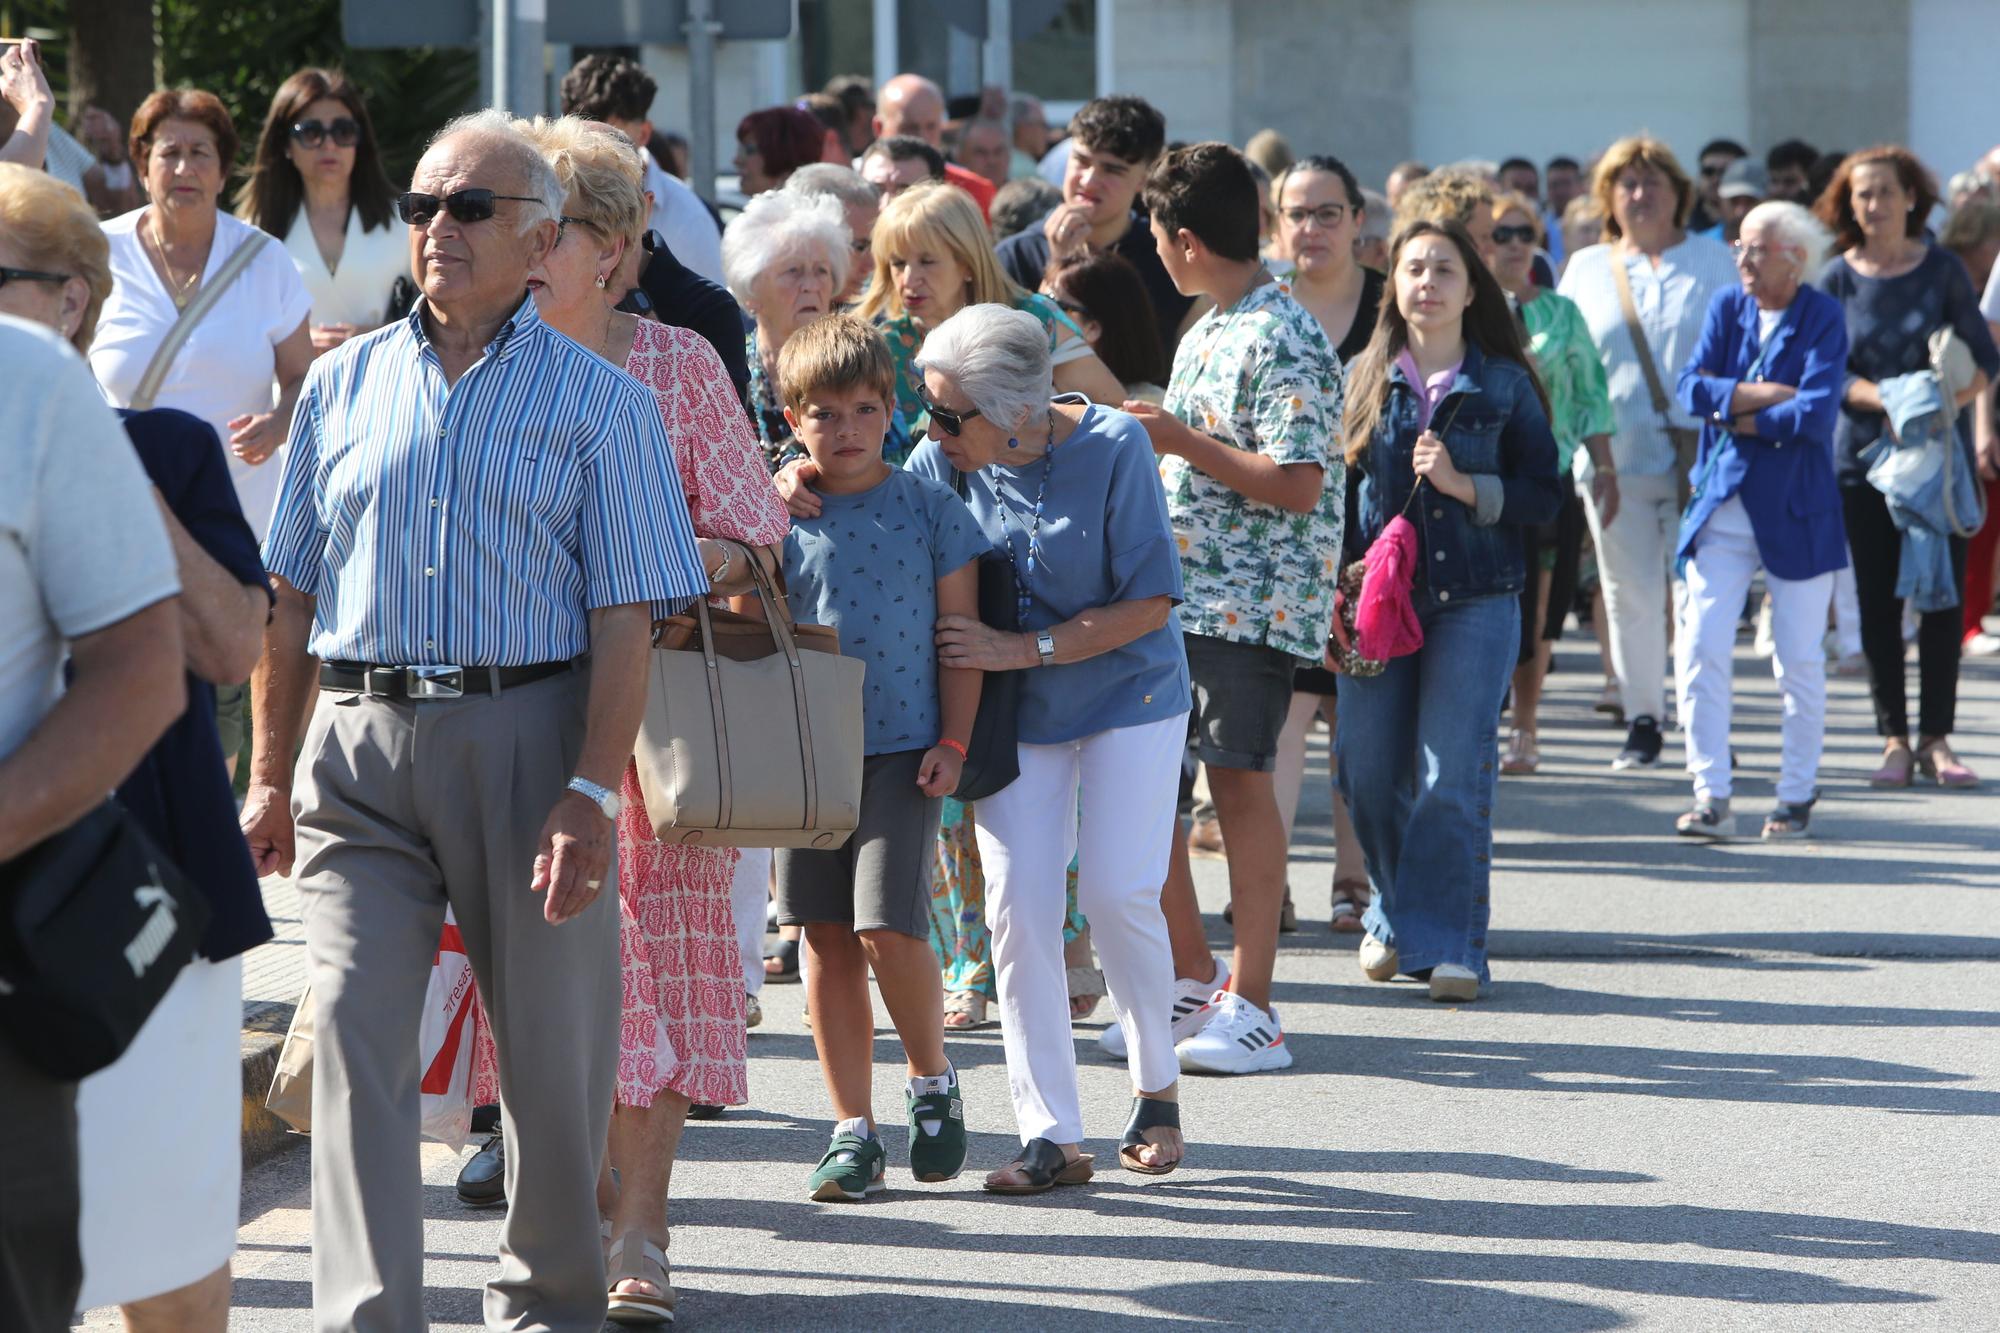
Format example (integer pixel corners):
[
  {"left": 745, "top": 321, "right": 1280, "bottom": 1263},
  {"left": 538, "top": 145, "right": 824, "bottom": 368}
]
[{"left": 472, "top": 319, "right": 789, "bottom": 1109}]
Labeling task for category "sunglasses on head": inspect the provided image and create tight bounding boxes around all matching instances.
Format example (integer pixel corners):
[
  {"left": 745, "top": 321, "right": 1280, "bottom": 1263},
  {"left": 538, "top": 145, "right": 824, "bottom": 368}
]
[
  {"left": 290, "top": 117, "right": 361, "bottom": 149},
  {"left": 394, "top": 189, "right": 544, "bottom": 227},
  {"left": 0, "top": 266, "right": 70, "bottom": 290},
  {"left": 918, "top": 386, "right": 981, "bottom": 437},
  {"left": 1492, "top": 224, "right": 1537, "bottom": 245}
]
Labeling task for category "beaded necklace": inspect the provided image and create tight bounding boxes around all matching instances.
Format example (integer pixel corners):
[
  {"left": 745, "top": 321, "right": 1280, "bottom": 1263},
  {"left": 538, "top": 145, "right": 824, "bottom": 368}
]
[{"left": 989, "top": 406, "right": 1061, "bottom": 623}]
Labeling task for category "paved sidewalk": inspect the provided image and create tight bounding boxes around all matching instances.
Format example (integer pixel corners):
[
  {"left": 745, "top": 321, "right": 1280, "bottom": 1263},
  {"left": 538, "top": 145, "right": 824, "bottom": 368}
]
[{"left": 90, "top": 637, "right": 2000, "bottom": 1330}]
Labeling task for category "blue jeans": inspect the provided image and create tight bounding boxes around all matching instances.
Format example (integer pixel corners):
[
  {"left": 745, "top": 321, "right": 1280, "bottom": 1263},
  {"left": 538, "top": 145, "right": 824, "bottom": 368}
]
[{"left": 1335, "top": 591, "right": 1518, "bottom": 982}]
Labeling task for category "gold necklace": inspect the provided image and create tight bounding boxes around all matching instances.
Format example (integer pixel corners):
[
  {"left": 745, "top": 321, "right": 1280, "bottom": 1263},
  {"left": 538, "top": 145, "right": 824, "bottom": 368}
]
[{"left": 148, "top": 215, "right": 202, "bottom": 308}]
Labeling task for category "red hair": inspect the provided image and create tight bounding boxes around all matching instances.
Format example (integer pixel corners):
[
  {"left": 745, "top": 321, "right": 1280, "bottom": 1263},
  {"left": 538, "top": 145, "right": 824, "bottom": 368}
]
[{"left": 736, "top": 106, "right": 827, "bottom": 185}]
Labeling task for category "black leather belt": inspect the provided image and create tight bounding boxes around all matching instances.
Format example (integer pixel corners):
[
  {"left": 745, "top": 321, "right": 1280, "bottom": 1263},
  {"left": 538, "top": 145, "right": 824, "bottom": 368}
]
[{"left": 319, "top": 660, "right": 577, "bottom": 701}]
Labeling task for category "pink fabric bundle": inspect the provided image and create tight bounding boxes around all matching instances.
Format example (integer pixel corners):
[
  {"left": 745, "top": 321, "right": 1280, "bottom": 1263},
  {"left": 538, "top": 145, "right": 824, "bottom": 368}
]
[{"left": 1354, "top": 514, "right": 1424, "bottom": 661}]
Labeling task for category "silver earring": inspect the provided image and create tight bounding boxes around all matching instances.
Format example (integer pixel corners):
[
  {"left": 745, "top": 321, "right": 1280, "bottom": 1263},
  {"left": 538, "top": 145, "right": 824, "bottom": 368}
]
[{"left": 595, "top": 273, "right": 608, "bottom": 289}]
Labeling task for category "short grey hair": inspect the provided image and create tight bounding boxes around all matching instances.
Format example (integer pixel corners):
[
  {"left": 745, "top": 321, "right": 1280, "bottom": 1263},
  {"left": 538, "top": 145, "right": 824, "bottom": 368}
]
[
  {"left": 1359, "top": 188, "right": 1390, "bottom": 240},
  {"left": 721, "top": 188, "right": 852, "bottom": 305},
  {"left": 785, "top": 162, "right": 878, "bottom": 210},
  {"left": 1008, "top": 93, "right": 1045, "bottom": 129},
  {"left": 425, "top": 108, "right": 565, "bottom": 234},
  {"left": 1741, "top": 199, "right": 1834, "bottom": 274},
  {"left": 916, "top": 303, "right": 1052, "bottom": 434}
]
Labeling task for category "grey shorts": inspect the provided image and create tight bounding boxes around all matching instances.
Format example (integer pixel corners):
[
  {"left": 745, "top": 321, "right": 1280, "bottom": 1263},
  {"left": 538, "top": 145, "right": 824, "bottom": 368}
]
[
  {"left": 1184, "top": 631, "right": 1297, "bottom": 773},
  {"left": 775, "top": 749, "right": 940, "bottom": 939}
]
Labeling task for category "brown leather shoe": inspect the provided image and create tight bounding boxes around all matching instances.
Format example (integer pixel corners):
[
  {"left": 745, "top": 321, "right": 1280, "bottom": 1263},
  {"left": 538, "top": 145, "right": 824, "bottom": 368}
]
[{"left": 1186, "top": 817, "right": 1225, "bottom": 858}]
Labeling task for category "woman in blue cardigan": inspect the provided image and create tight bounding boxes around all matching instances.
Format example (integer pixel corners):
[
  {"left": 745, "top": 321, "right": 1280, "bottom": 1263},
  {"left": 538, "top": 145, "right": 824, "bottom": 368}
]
[{"left": 1674, "top": 201, "right": 1851, "bottom": 839}]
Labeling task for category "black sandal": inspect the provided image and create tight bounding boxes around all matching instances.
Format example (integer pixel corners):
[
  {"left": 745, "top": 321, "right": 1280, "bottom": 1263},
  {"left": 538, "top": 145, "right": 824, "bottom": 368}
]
[
  {"left": 1674, "top": 799, "right": 1731, "bottom": 839},
  {"left": 1762, "top": 792, "right": 1818, "bottom": 840},
  {"left": 1118, "top": 1096, "right": 1183, "bottom": 1176},
  {"left": 763, "top": 937, "right": 800, "bottom": 982},
  {"left": 983, "top": 1137, "right": 1093, "bottom": 1195}
]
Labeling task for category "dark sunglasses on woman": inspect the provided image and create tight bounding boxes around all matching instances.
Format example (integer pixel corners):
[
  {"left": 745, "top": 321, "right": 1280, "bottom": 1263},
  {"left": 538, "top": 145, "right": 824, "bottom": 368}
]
[
  {"left": 394, "top": 189, "right": 544, "bottom": 227},
  {"left": 918, "top": 386, "right": 981, "bottom": 437},
  {"left": 290, "top": 117, "right": 362, "bottom": 150},
  {"left": 1492, "top": 224, "right": 1538, "bottom": 245},
  {"left": 0, "top": 266, "right": 69, "bottom": 289}
]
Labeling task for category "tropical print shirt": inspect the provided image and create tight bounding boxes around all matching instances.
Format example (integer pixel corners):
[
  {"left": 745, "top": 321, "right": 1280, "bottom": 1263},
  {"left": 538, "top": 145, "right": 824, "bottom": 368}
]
[
  {"left": 1520, "top": 289, "right": 1615, "bottom": 475},
  {"left": 1159, "top": 276, "right": 1345, "bottom": 660}
]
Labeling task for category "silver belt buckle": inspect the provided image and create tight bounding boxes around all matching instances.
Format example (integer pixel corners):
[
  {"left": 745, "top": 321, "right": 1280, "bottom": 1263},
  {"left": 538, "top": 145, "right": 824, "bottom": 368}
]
[{"left": 405, "top": 666, "right": 465, "bottom": 699}]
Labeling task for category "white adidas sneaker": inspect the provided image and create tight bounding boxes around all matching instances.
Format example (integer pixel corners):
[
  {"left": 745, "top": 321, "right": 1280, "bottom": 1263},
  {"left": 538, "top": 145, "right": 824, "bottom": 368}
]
[
  {"left": 1174, "top": 991, "right": 1293, "bottom": 1075},
  {"left": 1096, "top": 957, "right": 1231, "bottom": 1060}
]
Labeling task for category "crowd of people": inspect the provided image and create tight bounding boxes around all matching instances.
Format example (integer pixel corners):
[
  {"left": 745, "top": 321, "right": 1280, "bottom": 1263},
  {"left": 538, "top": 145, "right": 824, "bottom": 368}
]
[{"left": 3, "top": 33, "right": 1998, "bottom": 1332}]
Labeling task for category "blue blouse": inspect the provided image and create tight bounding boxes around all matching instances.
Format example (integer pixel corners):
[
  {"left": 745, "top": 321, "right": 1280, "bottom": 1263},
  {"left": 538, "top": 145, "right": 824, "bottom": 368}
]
[{"left": 906, "top": 400, "right": 1190, "bottom": 744}]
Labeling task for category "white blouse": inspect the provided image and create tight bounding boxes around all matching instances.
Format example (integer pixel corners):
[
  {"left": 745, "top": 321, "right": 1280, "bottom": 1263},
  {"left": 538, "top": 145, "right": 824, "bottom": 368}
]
[
  {"left": 90, "top": 209, "right": 313, "bottom": 536},
  {"left": 280, "top": 204, "right": 409, "bottom": 328}
]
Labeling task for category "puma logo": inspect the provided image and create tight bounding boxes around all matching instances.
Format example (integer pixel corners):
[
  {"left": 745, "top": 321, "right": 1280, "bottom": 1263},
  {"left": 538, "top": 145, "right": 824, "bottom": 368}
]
[{"left": 124, "top": 875, "right": 178, "bottom": 977}]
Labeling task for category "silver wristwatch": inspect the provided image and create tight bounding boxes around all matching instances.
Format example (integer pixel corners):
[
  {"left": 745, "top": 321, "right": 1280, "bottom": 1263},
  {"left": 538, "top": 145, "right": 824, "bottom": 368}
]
[
  {"left": 1036, "top": 630, "right": 1057, "bottom": 667},
  {"left": 567, "top": 775, "right": 621, "bottom": 820}
]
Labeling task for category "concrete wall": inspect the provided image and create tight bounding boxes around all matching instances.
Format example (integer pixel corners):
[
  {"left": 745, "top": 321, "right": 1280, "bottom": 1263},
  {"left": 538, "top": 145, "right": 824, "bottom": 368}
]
[
  {"left": 1231, "top": 0, "right": 1411, "bottom": 190},
  {"left": 1748, "top": 0, "right": 1910, "bottom": 157}
]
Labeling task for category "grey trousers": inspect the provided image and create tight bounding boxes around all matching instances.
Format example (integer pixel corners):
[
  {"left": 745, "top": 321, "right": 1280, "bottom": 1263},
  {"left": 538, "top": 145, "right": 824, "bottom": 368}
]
[{"left": 294, "top": 671, "right": 620, "bottom": 1332}]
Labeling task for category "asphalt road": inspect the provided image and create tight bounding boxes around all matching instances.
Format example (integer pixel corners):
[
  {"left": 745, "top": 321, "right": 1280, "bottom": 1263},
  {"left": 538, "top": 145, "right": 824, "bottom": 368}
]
[{"left": 77, "top": 640, "right": 2000, "bottom": 1331}]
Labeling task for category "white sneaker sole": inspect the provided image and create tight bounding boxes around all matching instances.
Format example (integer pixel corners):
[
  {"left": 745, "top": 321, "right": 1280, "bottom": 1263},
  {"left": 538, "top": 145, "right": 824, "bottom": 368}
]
[{"left": 1176, "top": 1036, "right": 1294, "bottom": 1075}]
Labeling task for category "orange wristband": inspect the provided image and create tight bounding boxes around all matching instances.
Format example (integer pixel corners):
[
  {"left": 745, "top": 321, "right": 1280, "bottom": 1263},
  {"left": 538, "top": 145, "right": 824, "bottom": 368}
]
[{"left": 937, "top": 737, "right": 968, "bottom": 759}]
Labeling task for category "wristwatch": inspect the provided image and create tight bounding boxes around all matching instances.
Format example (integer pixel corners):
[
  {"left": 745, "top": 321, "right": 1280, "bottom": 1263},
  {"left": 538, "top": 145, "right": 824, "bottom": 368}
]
[
  {"left": 567, "top": 775, "right": 622, "bottom": 820},
  {"left": 1036, "top": 630, "right": 1057, "bottom": 667}
]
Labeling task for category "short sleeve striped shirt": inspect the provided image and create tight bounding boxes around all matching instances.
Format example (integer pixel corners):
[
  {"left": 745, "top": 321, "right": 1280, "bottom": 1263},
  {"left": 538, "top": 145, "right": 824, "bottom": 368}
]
[{"left": 263, "top": 296, "right": 707, "bottom": 665}]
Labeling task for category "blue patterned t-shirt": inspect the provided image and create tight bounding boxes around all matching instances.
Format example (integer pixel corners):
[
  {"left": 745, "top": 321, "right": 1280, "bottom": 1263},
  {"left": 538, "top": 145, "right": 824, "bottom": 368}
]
[{"left": 782, "top": 467, "right": 990, "bottom": 754}]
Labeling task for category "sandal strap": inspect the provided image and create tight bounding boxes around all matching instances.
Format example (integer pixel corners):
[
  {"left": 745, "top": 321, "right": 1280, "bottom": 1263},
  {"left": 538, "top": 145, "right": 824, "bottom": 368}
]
[
  {"left": 1009, "top": 1136, "right": 1069, "bottom": 1185},
  {"left": 1065, "top": 965, "right": 1105, "bottom": 999},
  {"left": 608, "top": 1232, "right": 668, "bottom": 1278},
  {"left": 1121, "top": 1095, "right": 1181, "bottom": 1147},
  {"left": 943, "top": 990, "right": 985, "bottom": 1016}
]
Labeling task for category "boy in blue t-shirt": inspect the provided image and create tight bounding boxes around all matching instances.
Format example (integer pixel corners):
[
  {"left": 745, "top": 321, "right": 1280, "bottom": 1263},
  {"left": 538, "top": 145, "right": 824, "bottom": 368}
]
[{"left": 774, "top": 315, "right": 989, "bottom": 1201}]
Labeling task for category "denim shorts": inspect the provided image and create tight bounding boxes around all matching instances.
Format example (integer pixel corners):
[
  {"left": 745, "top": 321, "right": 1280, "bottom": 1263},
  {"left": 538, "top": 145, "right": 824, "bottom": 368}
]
[
  {"left": 775, "top": 749, "right": 940, "bottom": 939},
  {"left": 1183, "top": 632, "right": 1298, "bottom": 773}
]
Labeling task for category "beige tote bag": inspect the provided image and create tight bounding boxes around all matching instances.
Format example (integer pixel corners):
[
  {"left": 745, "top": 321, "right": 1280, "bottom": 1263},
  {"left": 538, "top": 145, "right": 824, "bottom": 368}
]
[
  {"left": 632, "top": 546, "right": 864, "bottom": 848},
  {"left": 263, "top": 984, "right": 314, "bottom": 1133}
]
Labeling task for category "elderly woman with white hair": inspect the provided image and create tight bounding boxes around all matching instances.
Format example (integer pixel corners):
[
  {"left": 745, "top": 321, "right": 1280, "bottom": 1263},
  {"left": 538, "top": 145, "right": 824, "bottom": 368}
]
[
  {"left": 905, "top": 303, "right": 1193, "bottom": 1193},
  {"left": 1671, "top": 200, "right": 1851, "bottom": 839},
  {"left": 720, "top": 187, "right": 862, "bottom": 468}
]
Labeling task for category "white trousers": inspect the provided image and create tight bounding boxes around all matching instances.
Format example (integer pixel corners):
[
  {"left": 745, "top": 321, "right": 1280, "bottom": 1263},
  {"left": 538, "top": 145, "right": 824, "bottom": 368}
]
[
  {"left": 1832, "top": 565, "right": 1862, "bottom": 658},
  {"left": 732, "top": 847, "right": 771, "bottom": 998},
  {"left": 971, "top": 712, "right": 1187, "bottom": 1144},
  {"left": 1586, "top": 469, "right": 1681, "bottom": 722},
  {"left": 1677, "top": 500, "right": 1833, "bottom": 805}
]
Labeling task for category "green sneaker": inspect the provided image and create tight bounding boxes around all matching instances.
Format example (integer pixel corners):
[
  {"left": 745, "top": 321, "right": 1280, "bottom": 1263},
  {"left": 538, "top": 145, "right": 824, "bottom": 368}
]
[
  {"left": 907, "top": 1068, "right": 967, "bottom": 1182},
  {"left": 807, "top": 1127, "right": 886, "bottom": 1201}
]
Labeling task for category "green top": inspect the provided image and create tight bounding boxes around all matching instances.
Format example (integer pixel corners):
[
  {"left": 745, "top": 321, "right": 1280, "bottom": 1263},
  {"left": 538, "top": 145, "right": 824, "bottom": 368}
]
[{"left": 1520, "top": 289, "right": 1615, "bottom": 474}]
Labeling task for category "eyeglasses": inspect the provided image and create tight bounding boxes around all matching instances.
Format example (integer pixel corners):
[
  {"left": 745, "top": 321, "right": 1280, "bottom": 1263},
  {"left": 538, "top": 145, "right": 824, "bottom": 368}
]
[
  {"left": 1492, "top": 224, "right": 1538, "bottom": 245},
  {"left": 556, "top": 214, "right": 602, "bottom": 244},
  {"left": 1700, "top": 161, "right": 1732, "bottom": 178},
  {"left": 1050, "top": 295, "right": 1092, "bottom": 322},
  {"left": 290, "top": 118, "right": 361, "bottom": 150},
  {"left": 394, "top": 189, "right": 544, "bottom": 227},
  {"left": 1280, "top": 203, "right": 1349, "bottom": 229},
  {"left": 917, "top": 385, "right": 982, "bottom": 436},
  {"left": 1731, "top": 241, "right": 1797, "bottom": 265},
  {"left": 0, "top": 266, "right": 70, "bottom": 289}
]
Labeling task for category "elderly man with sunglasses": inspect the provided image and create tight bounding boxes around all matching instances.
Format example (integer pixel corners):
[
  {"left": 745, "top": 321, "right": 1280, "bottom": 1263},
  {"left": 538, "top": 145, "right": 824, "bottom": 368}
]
[{"left": 242, "top": 110, "right": 708, "bottom": 1332}]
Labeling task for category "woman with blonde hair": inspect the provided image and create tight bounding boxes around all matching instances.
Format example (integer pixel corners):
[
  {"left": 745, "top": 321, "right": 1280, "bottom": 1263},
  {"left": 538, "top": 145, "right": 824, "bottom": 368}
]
[
  {"left": 456, "top": 114, "right": 791, "bottom": 1326},
  {"left": 1558, "top": 135, "right": 1737, "bottom": 769},
  {"left": 857, "top": 179, "right": 1125, "bottom": 439}
]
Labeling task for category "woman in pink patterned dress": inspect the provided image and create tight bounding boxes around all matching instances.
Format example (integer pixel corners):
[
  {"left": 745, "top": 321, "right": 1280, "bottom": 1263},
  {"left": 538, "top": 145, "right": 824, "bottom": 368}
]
[{"left": 506, "top": 114, "right": 789, "bottom": 1325}]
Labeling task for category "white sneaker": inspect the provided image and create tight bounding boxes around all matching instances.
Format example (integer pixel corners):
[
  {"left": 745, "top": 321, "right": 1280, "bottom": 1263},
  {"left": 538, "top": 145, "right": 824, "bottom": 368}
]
[
  {"left": 1175, "top": 991, "right": 1293, "bottom": 1074},
  {"left": 1358, "top": 934, "right": 1399, "bottom": 981},
  {"left": 1965, "top": 632, "right": 2000, "bottom": 659},
  {"left": 1096, "top": 957, "right": 1230, "bottom": 1060},
  {"left": 1428, "top": 963, "right": 1480, "bottom": 1003}
]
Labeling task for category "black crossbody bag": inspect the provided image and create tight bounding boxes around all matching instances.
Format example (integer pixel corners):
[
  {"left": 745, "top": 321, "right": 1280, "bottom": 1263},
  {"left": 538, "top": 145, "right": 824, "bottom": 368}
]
[
  {"left": 949, "top": 466, "right": 1023, "bottom": 803},
  {"left": 0, "top": 801, "right": 209, "bottom": 1079}
]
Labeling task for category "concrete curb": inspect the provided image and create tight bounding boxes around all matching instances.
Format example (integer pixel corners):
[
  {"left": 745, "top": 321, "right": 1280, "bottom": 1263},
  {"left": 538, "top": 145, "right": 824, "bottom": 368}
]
[{"left": 241, "top": 998, "right": 303, "bottom": 1170}]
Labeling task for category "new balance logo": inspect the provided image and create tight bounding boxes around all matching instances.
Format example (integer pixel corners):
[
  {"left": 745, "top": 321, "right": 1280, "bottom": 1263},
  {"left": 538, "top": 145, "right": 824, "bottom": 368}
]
[{"left": 124, "top": 877, "right": 178, "bottom": 978}]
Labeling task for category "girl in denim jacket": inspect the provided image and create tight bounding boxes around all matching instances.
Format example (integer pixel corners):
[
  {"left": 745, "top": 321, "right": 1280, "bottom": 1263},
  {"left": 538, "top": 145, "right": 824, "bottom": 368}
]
[{"left": 1333, "top": 219, "right": 1563, "bottom": 1001}]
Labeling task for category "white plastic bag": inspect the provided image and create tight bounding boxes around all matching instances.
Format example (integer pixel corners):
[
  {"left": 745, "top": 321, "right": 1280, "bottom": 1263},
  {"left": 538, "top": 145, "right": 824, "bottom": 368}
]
[{"left": 417, "top": 909, "right": 477, "bottom": 1152}]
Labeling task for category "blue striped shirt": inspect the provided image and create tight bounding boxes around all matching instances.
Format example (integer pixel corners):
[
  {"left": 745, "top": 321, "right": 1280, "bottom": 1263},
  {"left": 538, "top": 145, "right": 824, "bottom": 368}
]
[{"left": 263, "top": 295, "right": 706, "bottom": 665}]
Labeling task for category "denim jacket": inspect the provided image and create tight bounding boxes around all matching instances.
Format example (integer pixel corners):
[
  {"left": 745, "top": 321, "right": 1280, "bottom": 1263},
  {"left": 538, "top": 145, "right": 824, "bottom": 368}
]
[{"left": 1353, "top": 341, "right": 1564, "bottom": 602}]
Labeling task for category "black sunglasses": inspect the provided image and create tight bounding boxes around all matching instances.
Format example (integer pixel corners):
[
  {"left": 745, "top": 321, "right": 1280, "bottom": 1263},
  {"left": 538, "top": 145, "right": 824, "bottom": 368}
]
[
  {"left": 290, "top": 117, "right": 361, "bottom": 150},
  {"left": 394, "top": 189, "right": 544, "bottom": 227},
  {"left": 1492, "top": 224, "right": 1537, "bottom": 245},
  {"left": 918, "top": 386, "right": 982, "bottom": 437},
  {"left": 0, "top": 266, "right": 70, "bottom": 290}
]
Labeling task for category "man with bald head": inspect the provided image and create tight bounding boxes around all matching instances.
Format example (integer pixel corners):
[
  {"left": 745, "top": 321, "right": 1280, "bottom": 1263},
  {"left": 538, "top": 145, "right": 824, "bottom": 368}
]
[
  {"left": 245, "top": 109, "right": 707, "bottom": 1331},
  {"left": 874, "top": 71, "right": 996, "bottom": 218}
]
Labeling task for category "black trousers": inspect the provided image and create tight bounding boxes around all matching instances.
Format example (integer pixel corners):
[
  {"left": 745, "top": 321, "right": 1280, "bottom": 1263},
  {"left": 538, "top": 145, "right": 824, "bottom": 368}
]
[
  {"left": 1841, "top": 484, "right": 1966, "bottom": 738},
  {"left": 0, "top": 1040, "right": 82, "bottom": 1331}
]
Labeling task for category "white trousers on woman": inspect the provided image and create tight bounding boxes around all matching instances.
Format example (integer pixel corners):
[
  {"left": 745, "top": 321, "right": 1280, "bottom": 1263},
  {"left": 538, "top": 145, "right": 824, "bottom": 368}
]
[
  {"left": 732, "top": 847, "right": 771, "bottom": 998},
  {"left": 1677, "top": 498, "right": 1833, "bottom": 805},
  {"left": 1586, "top": 469, "right": 1682, "bottom": 723},
  {"left": 971, "top": 711, "right": 1187, "bottom": 1145}
]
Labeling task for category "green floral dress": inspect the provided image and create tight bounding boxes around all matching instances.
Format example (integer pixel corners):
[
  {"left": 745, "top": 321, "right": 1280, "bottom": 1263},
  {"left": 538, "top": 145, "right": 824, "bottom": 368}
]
[
  {"left": 929, "top": 799, "right": 1084, "bottom": 1001},
  {"left": 1519, "top": 289, "right": 1615, "bottom": 475},
  {"left": 1158, "top": 276, "right": 1345, "bottom": 661}
]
